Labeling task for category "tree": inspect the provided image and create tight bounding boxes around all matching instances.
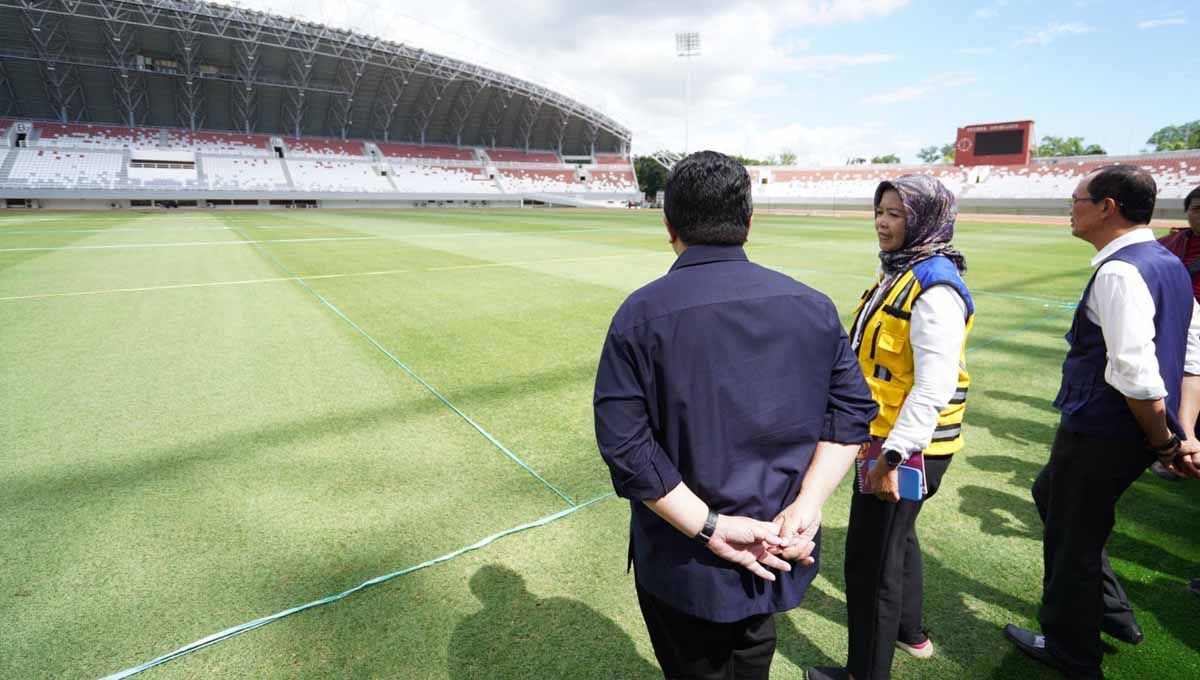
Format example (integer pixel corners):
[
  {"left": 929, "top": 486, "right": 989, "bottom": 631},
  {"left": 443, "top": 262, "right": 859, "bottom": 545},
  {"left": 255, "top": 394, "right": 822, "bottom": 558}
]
[
  {"left": 777, "top": 149, "right": 798, "bottom": 165},
  {"left": 847, "top": 157, "right": 867, "bottom": 165},
  {"left": 633, "top": 155, "right": 669, "bottom": 198},
  {"left": 731, "top": 154, "right": 768, "bottom": 166},
  {"left": 1032, "top": 135, "right": 1106, "bottom": 158},
  {"left": 871, "top": 154, "right": 901, "bottom": 164},
  {"left": 1146, "top": 121, "right": 1200, "bottom": 151},
  {"left": 918, "top": 144, "right": 958, "bottom": 163},
  {"left": 917, "top": 146, "right": 942, "bottom": 163}
]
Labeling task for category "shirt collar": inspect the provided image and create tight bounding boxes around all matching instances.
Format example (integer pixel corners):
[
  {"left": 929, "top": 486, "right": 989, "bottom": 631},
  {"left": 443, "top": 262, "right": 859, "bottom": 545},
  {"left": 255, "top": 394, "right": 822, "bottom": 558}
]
[
  {"left": 669, "top": 244, "right": 749, "bottom": 272},
  {"left": 1091, "top": 228, "right": 1155, "bottom": 268}
]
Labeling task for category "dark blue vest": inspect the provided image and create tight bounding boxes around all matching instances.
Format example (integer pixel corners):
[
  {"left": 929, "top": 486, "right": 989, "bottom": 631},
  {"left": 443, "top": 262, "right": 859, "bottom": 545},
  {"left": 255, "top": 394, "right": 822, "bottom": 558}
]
[{"left": 1054, "top": 239, "right": 1193, "bottom": 441}]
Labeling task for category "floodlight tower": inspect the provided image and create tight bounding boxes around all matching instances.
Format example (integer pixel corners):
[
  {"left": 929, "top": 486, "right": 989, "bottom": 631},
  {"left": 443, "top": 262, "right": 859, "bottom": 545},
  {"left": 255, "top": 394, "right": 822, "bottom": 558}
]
[{"left": 675, "top": 31, "right": 701, "bottom": 153}]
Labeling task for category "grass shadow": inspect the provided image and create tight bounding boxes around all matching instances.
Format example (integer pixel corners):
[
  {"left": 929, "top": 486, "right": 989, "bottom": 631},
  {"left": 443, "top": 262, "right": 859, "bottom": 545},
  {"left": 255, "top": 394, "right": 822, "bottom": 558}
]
[
  {"left": 957, "top": 484, "right": 1041, "bottom": 540},
  {"left": 447, "top": 564, "right": 659, "bottom": 679}
]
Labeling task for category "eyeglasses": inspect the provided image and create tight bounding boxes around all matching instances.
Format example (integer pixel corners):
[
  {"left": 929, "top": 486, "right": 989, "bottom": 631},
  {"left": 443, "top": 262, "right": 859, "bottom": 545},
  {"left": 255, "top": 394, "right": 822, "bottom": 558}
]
[{"left": 1069, "top": 194, "right": 1099, "bottom": 206}]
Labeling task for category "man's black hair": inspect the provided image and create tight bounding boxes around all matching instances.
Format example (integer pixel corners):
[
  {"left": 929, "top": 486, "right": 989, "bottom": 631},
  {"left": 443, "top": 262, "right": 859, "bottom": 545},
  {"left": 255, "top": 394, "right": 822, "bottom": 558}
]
[
  {"left": 1086, "top": 165, "right": 1157, "bottom": 225},
  {"left": 1185, "top": 185, "right": 1200, "bottom": 212},
  {"left": 663, "top": 150, "right": 752, "bottom": 245}
]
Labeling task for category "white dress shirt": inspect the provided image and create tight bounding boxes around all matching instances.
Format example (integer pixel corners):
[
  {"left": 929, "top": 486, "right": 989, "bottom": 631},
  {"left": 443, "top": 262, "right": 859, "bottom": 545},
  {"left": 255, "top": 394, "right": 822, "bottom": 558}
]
[
  {"left": 1085, "top": 229, "right": 1200, "bottom": 401},
  {"left": 882, "top": 285, "right": 968, "bottom": 455}
]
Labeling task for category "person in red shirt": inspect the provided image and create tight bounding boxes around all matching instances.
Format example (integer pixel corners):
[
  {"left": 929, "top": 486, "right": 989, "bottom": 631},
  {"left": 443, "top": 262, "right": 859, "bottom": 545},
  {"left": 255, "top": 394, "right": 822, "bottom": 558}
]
[{"left": 1154, "top": 185, "right": 1200, "bottom": 481}]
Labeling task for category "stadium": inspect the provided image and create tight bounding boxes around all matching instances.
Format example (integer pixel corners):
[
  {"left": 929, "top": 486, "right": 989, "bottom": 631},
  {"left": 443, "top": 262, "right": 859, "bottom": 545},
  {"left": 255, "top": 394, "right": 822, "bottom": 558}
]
[{"left": 2, "top": 2, "right": 1199, "bottom": 680}]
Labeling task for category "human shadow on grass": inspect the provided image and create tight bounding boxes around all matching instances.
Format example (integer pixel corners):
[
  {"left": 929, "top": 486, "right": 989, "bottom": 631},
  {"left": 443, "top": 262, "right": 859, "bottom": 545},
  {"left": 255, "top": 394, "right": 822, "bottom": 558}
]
[
  {"left": 963, "top": 454, "right": 1044, "bottom": 489},
  {"left": 958, "top": 484, "right": 1042, "bottom": 540},
  {"left": 963, "top": 405, "right": 1058, "bottom": 449},
  {"left": 984, "top": 390, "right": 1058, "bottom": 413},
  {"left": 775, "top": 525, "right": 1039, "bottom": 676},
  {"left": 447, "top": 564, "right": 659, "bottom": 680}
]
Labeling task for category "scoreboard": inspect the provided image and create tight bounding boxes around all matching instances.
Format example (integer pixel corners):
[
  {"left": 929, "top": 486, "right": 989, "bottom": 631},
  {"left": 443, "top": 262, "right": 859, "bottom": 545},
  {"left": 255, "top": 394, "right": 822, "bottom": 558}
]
[{"left": 954, "top": 120, "right": 1034, "bottom": 166}]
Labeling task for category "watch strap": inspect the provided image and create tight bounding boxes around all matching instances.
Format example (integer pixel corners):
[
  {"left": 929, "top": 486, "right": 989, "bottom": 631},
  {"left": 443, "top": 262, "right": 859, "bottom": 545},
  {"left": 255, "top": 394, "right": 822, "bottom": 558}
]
[{"left": 695, "top": 510, "right": 719, "bottom": 545}]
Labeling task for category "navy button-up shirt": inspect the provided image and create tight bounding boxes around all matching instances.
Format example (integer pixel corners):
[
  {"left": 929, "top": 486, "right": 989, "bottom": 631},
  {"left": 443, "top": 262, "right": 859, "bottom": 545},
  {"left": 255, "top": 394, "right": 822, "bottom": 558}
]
[{"left": 594, "top": 244, "right": 877, "bottom": 622}]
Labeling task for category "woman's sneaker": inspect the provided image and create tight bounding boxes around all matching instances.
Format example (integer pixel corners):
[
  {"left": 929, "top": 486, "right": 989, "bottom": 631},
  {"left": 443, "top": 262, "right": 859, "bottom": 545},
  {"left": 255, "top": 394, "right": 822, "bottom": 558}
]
[{"left": 896, "top": 635, "right": 934, "bottom": 659}]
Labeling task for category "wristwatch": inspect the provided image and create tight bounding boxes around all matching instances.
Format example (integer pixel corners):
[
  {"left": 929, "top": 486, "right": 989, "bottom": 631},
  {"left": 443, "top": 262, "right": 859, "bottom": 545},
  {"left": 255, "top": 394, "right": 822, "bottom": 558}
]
[
  {"left": 694, "top": 510, "right": 719, "bottom": 545},
  {"left": 884, "top": 448, "right": 906, "bottom": 468},
  {"left": 1149, "top": 432, "right": 1182, "bottom": 455}
]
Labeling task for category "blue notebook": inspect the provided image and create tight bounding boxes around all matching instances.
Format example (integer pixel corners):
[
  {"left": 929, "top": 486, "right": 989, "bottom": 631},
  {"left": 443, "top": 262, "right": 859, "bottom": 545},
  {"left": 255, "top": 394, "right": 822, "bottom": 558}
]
[
  {"left": 856, "top": 440, "right": 927, "bottom": 501},
  {"left": 864, "top": 459, "right": 925, "bottom": 501}
]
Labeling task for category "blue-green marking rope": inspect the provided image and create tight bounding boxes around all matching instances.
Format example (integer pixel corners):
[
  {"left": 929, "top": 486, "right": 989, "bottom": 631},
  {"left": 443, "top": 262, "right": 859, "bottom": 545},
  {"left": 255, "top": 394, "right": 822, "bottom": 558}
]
[
  {"left": 230, "top": 225, "right": 575, "bottom": 507},
  {"left": 98, "top": 493, "right": 615, "bottom": 680}
]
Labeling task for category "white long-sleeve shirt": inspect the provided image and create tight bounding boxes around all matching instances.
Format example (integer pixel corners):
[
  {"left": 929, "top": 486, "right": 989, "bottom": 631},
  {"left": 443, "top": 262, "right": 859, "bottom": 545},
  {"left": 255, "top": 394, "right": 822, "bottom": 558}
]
[
  {"left": 1085, "top": 228, "right": 1200, "bottom": 400},
  {"left": 881, "top": 285, "right": 968, "bottom": 455}
]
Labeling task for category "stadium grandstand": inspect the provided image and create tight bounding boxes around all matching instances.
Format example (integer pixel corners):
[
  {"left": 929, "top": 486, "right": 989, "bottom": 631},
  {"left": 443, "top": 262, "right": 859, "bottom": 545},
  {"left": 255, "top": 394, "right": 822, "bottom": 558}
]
[
  {"left": 748, "top": 150, "right": 1200, "bottom": 218},
  {"left": 0, "top": 0, "right": 640, "bottom": 209}
]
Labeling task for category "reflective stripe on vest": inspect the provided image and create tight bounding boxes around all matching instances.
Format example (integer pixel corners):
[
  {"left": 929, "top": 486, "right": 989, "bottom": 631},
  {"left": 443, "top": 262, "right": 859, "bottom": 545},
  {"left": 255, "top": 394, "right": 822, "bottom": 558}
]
[{"left": 852, "top": 268, "right": 974, "bottom": 455}]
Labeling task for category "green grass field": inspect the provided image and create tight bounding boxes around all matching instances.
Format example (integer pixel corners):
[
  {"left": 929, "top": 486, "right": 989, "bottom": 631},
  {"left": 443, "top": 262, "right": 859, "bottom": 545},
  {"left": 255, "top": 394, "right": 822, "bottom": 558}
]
[{"left": 1, "top": 208, "right": 1197, "bottom": 679}]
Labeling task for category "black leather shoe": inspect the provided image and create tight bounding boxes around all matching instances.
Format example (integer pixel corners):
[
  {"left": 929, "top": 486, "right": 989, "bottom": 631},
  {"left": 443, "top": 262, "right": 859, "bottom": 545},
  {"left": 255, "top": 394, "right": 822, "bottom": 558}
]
[
  {"left": 806, "top": 667, "right": 850, "bottom": 680},
  {"left": 1003, "top": 624, "right": 1073, "bottom": 675},
  {"left": 1100, "top": 618, "right": 1143, "bottom": 645}
]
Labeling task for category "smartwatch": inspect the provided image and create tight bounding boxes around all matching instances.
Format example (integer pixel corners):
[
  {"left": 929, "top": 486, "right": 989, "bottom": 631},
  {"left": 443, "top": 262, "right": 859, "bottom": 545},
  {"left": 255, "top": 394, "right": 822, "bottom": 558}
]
[{"left": 884, "top": 448, "right": 906, "bottom": 468}]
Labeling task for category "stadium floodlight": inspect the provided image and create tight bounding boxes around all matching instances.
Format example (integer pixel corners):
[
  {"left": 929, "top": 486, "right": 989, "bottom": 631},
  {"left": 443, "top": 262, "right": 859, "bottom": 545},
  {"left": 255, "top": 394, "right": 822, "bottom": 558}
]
[{"left": 675, "top": 31, "right": 701, "bottom": 153}]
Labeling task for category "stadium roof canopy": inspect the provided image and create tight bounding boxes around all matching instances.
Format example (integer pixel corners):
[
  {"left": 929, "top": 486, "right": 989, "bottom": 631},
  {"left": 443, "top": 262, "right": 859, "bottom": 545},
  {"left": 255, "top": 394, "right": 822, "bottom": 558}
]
[{"left": 0, "top": 0, "right": 631, "bottom": 154}]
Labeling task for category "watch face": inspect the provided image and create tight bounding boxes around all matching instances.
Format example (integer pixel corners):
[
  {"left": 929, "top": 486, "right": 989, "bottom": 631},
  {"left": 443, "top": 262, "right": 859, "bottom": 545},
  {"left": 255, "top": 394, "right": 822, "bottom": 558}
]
[{"left": 885, "top": 450, "right": 904, "bottom": 467}]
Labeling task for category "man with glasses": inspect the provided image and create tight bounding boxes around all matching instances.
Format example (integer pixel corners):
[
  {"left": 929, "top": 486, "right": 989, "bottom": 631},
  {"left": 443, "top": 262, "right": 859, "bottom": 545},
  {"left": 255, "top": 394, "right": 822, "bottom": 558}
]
[{"left": 1005, "top": 166, "right": 1200, "bottom": 679}]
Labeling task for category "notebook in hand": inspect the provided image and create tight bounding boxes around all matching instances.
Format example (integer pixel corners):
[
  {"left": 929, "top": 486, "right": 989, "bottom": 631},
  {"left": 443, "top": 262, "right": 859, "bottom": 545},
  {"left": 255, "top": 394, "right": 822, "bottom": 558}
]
[{"left": 857, "top": 440, "right": 928, "bottom": 501}]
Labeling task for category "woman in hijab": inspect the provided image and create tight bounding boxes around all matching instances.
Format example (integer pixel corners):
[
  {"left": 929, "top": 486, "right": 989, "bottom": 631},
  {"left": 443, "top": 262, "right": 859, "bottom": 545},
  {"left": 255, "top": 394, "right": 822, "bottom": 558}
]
[{"left": 807, "top": 174, "right": 974, "bottom": 680}]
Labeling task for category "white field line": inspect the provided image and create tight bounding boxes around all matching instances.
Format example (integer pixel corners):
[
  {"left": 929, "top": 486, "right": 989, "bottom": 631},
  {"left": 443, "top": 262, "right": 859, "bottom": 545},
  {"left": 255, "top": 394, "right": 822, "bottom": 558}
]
[
  {"left": 0, "top": 226, "right": 659, "bottom": 252},
  {"left": 0, "top": 235, "right": 382, "bottom": 252},
  {"left": 0, "top": 252, "right": 667, "bottom": 302}
]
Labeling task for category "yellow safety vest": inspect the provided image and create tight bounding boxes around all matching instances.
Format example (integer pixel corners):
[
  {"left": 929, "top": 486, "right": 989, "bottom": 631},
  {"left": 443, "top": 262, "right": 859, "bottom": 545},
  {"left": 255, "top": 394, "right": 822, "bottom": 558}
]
[{"left": 852, "top": 263, "right": 974, "bottom": 456}]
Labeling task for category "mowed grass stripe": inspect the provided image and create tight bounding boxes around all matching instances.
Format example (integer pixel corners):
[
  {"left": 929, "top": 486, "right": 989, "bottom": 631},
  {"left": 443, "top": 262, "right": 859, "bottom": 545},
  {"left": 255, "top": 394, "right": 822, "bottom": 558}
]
[
  {"left": 1, "top": 274, "right": 570, "bottom": 679},
  {"left": 226, "top": 221, "right": 578, "bottom": 507},
  {"left": 3, "top": 209, "right": 1196, "bottom": 680},
  {"left": 0, "top": 252, "right": 668, "bottom": 302}
]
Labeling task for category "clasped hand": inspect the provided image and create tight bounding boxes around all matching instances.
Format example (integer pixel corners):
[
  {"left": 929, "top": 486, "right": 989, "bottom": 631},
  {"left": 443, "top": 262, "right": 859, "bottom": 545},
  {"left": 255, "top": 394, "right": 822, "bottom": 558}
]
[{"left": 1160, "top": 437, "right": 1200, "bottom": 480}]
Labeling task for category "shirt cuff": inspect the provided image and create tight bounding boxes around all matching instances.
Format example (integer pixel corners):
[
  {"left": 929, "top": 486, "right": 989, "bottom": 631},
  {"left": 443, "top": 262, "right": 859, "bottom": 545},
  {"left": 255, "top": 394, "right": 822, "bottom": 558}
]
[
  {"left": 1104, "top": 366, "right": 1168, "bottom": 401},
  {"left": 820, "top": 411, "right": 873, "bottom": 444},
  {"left": 609, "top": 454, "right": 683, "bottom": 502}
]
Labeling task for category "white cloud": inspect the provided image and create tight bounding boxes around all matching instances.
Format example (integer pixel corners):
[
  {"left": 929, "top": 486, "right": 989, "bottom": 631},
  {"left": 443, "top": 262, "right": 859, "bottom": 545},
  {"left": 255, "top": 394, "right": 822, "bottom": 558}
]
[
  {"left": 1012, "top": 21, "right": 1096, "bottom": 47},
  {"left": 773, "top": 53, "right": 897, "bottom": 72},
  {"left": 1137, "top": 17, "right": 1187, "bottom": 30},
  {"left": 973, "top": 0, "right": 1008, "bottom": 20},
  {"left": 235, "top": 0, "right": 914, "bottom": 155},
  {"left": 956, "top": 46, "right": 996, "bottom": 55},
  {"left": 860, "top": 73, "right": 977, "bottom": 105}
]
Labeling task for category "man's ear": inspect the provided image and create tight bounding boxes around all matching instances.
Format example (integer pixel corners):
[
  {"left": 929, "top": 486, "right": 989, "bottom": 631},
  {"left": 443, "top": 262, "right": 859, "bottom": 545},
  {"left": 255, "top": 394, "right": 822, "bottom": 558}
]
[
  {"left": 664, "top": 215, "right": 678, "bottom": 244},
  {"left": 1099, "top": 197, "right": 1120, "bottom": 221}
]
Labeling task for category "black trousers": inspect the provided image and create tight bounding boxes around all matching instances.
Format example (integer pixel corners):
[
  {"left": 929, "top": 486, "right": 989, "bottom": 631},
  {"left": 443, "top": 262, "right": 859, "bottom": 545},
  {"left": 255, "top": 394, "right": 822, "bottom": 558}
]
[
  {"left": 844, "top": 455, "right": 953, "bottom": 680},
  {"left": 635, "top": 582, "right": 776, "bottom": 680},
  {"left": 1033, "top": 427, "right": 1153, "bottom": 677}
]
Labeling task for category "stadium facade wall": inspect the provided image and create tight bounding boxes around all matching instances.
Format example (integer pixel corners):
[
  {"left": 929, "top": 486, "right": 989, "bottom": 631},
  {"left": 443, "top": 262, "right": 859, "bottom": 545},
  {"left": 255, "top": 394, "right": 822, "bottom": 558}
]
[{"left": 750, "top": 196, "right": 1189, "bottom": 220}]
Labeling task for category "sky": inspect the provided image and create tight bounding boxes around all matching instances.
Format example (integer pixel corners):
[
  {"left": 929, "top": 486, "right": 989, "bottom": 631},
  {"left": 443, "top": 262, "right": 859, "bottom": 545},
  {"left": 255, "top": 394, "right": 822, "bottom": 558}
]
[{"left": 236, "top": 0, "right": 1198, "bottom": 165}]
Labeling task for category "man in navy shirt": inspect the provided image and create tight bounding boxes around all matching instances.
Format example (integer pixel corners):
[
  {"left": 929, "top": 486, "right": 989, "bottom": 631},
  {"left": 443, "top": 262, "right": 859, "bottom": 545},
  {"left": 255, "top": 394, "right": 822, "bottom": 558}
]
[{"left": 594, "top": 151, "right": 878, "bottom": 679}]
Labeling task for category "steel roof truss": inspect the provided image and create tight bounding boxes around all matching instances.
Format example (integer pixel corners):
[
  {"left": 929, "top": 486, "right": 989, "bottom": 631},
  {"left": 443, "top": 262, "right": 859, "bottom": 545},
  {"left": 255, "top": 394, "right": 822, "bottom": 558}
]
[
  {"left": 0, "top": 0, "right": 630, "bottom": 142},
  {"left": 516, "top": 95, "right": 544, "bottom": 151},
  {"left": 326, "top": 44, "right": 367, "bottom": 139},
  {"left": 170, "top": 9, "right": 204, "bottom": 129},
  {"left": 448, "top": 77, "right": 482, "bottom": 147},
  {"left": 18, "top": 0, "right": 88, "bottom": 122},
  {"left": 481, "top": 87, "right": 513, "bottom": 148}
]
